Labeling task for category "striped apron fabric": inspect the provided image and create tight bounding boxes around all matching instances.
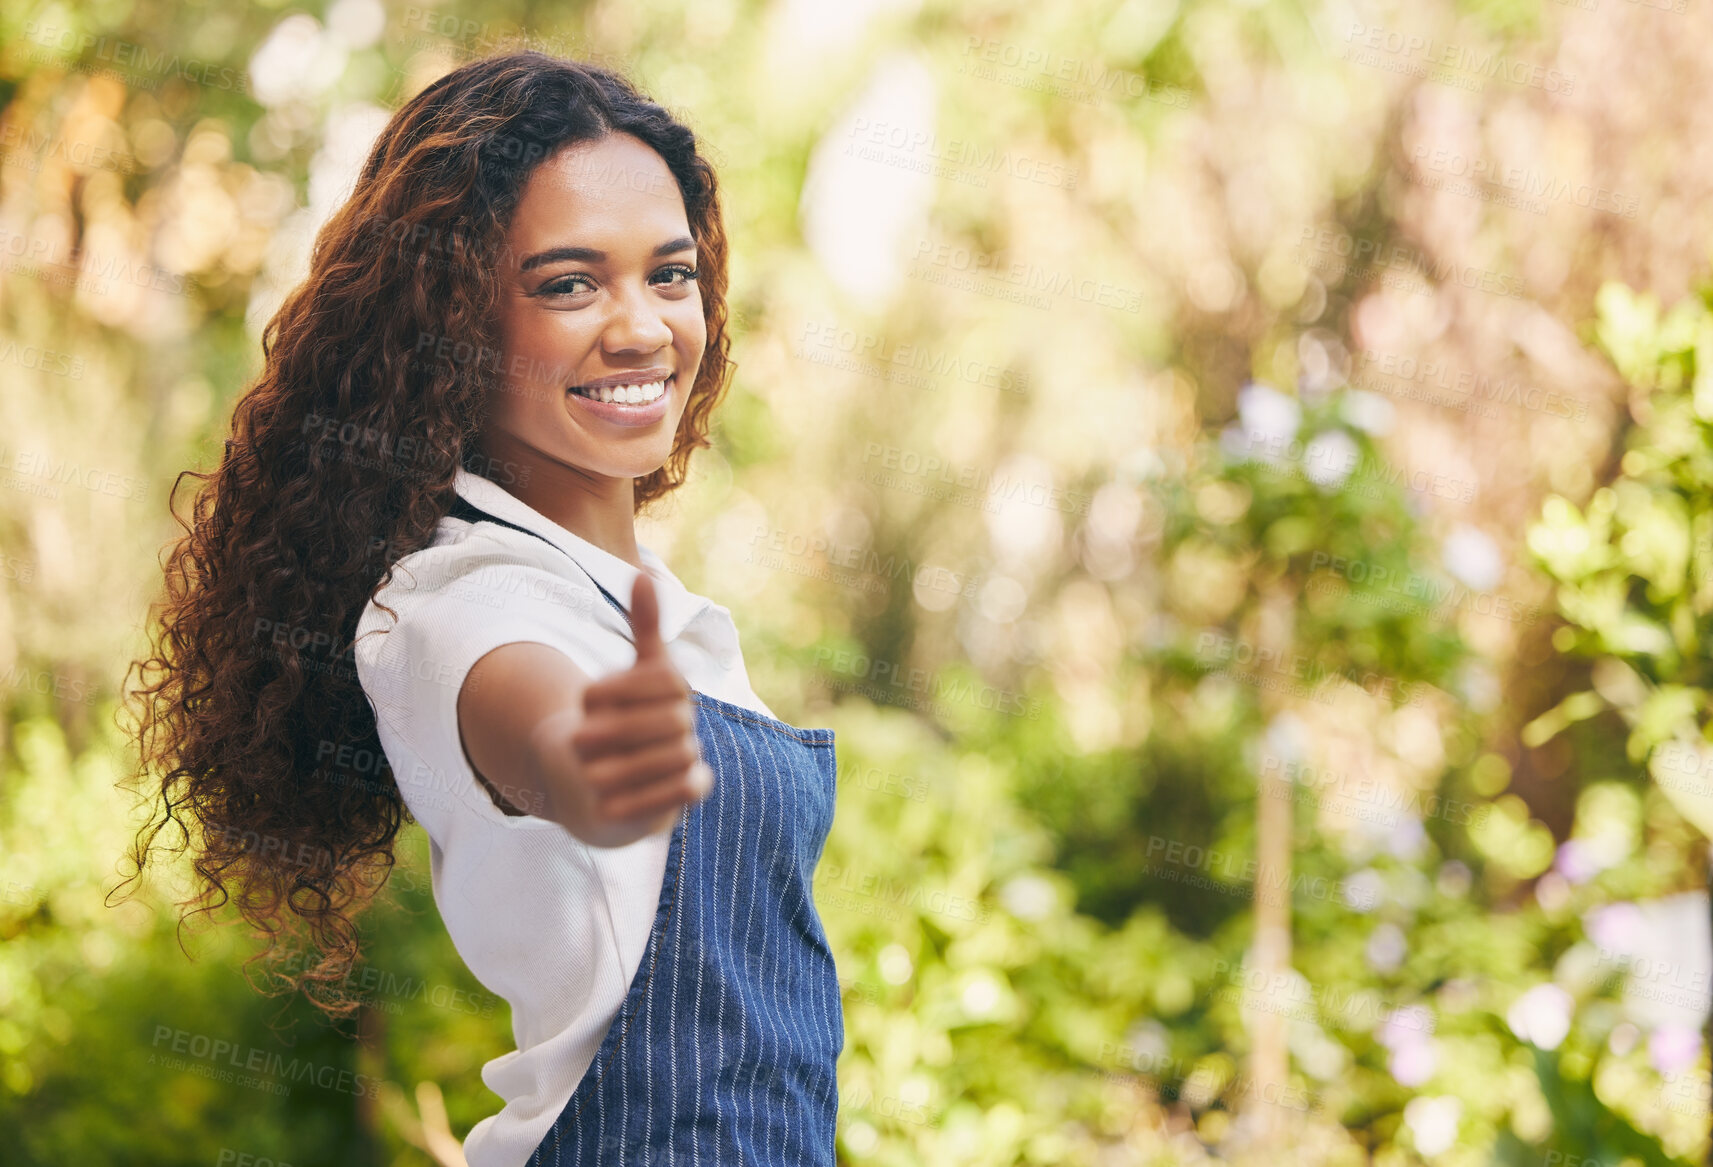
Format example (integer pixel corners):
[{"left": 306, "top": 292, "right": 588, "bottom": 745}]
[
  {"left": 527, "top": 689, "right": 842, "bottom": 1165},
  {"left": 444, "top": 498, "right": 844, "bottom": 1163}
]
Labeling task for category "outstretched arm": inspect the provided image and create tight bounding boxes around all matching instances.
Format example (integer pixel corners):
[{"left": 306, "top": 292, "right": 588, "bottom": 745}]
[{"left": 455, "top": 571, "right": 713, "bottom": 847}]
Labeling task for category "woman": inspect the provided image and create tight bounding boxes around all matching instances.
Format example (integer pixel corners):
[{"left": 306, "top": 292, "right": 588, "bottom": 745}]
[{"left": 125, "top": 51, "right": 842, "bottom": 1166}]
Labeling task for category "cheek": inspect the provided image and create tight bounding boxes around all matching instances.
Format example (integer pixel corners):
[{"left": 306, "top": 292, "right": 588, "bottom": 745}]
[
  {"left": 677, "top": 304, "right": 709, "bottom": 363},
  {"left": 518, "top": 318, "right": 581, "bottom": 369},
  {"left": 487, "top": 329, "right": 559, "bottom": 425},
  {"left": 485, "top": 378, "right": 537, "bottom": 433},
  {"left": 495, "top": 304, "right": 585, "bottom": 402}
]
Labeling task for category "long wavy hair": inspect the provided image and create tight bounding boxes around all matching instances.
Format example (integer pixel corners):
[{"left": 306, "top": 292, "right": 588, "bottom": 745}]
[{"left": 115, "top": 50, "right": 733, "bottom": 1019}]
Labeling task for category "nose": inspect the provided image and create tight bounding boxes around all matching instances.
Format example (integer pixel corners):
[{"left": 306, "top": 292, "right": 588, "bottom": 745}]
[{"left": 601, "top": 282, "right": 674, "bottom": 355}]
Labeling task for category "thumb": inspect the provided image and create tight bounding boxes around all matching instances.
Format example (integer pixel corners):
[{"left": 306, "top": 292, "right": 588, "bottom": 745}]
[{"left": 629, "top": 568, "right": 666, "bottom": 662}]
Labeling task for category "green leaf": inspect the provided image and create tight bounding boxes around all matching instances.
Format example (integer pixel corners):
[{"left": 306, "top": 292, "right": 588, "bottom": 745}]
[
  {"left": 1648, "top": 738, "right": 1713, "bottom": 838},
  {"left": 1628, "top": 684, "right": 1703, "bottom": 761},
  {"left": 1691, "top": 314, "right": 1713, "bottom": 421},
  {"left": 1520, "top": 689, "right": 1606, "bottom": 748},
  {"left": 1527, "top": 1046, "right": 1680, "bottom": 1166}
]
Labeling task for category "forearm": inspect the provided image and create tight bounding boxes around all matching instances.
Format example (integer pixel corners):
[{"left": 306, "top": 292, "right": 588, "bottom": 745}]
[
  {"left": 458, "top": 641, "right": 591, "bottom": 824},
  {"left": 520, "top": 704, "right": 586, "bottom": 827},
  {"left": 456, "top": 577, "right": 707, "bottom": 847}
]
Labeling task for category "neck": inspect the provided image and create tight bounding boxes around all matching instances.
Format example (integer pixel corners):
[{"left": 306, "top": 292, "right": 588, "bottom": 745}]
[{"left": 473, "top": 441, "right": 642, "bottom": 569}]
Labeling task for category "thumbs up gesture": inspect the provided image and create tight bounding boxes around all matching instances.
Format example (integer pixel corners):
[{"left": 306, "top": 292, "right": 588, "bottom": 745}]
[{"left": 560, "top": 569, "right": 714, "bottom": 847}]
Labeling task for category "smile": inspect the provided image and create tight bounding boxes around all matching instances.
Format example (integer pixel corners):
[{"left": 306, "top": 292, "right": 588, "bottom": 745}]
[
  {"left": 564, "top": 374, "right": 675, "bottom": 428},
  {"left": 569, "top": 376, "right": 672, "bottom": 404}
]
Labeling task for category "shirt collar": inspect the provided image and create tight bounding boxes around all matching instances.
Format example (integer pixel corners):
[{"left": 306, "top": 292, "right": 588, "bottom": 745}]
[{"left": 451, "top": 468, "right": 713, "bottom": 645}]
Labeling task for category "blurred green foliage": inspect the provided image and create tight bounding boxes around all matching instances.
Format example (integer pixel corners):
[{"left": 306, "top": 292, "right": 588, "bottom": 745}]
[
  {"left": 1525, "top": 281, "right": 1713, "bottom": 836},
  {"left": 0, "top": 0, "right": 1708, "bottom": 1163}
]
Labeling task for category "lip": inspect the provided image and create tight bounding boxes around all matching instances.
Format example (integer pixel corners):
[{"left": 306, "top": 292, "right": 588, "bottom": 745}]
[
  {"left": 566, "top": 373, "right": 675, "bottom": 428},
  {"left": 572, "top": 367, "right": 675, "bottom": 391}
]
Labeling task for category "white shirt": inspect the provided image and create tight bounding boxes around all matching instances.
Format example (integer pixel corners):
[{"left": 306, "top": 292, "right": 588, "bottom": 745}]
[{"left": 353, "top": 468, "right": 778, "bottom": 1167}]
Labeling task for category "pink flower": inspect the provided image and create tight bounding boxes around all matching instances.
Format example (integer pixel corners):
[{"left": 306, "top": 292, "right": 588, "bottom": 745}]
[
  {"left": 1649, "top": 1024, "right": 1703, "bottom": 1075},
  {"left": 1388, "top": 1038, "right": 1437, "bottom": 1087}
]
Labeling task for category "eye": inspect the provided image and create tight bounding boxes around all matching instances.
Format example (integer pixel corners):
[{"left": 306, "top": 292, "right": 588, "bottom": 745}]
[
  {"left": 535, "top": 265, "right": 699, "bottom": 299},
  {"left": 539, "top": 273, "right": 595, "bottom": 297},
  {"left": 653, "top": 263, "right": 700, "bottom": 287}
]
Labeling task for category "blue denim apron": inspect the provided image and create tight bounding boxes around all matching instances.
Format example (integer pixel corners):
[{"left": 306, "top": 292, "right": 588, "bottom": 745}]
[{"left": 445, "top": 497, "right": 843, "bottom": 1164}]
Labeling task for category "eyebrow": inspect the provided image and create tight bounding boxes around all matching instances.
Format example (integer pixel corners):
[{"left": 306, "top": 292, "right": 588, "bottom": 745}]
[{"left": 519, "top": 235, "right": 697, "bottom": 273}]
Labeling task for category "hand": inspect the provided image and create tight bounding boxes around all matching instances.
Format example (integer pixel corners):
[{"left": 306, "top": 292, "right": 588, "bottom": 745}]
[{"left": 553, "top": 569, "right": 713, "bottom": 847}]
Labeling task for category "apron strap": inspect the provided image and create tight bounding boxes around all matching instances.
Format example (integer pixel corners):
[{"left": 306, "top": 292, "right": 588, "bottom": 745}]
[{"left": 445, "top": 494, "right": 635, "bottom": 631}]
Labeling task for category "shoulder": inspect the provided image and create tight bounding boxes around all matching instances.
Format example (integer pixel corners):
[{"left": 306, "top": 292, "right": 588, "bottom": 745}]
[
  {"left": 352, "top": 518, "right": 617, "bottom": 713},
  {"left": 363, "top": 521, "right": 566, "bottom": 610},
  {"left": 358, "top": 520, "right": 607, "bottom": 636}
]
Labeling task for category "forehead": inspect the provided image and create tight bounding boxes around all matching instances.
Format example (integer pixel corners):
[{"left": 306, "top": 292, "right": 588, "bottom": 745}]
[{"left": 506, "top": 133, "right": 690, "bottom": 256}]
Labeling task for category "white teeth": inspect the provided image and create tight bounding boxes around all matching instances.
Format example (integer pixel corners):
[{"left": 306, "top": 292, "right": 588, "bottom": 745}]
[{"left": 574, "top": 378, "right": 669, "bottom": 404}]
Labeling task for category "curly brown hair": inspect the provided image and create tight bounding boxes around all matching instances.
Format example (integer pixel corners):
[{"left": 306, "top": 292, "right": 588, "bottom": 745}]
[{"left": 115, "top": 50, "right": 734, "bottom": 1019}]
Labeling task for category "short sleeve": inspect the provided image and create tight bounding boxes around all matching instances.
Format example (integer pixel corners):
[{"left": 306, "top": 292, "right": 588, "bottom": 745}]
[{"left": 354, "top": 550, "right": 624, "bottom": 828}]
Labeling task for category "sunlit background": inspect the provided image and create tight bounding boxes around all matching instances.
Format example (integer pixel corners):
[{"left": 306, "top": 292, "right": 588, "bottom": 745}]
[{"left": 1, "top": 0, "right": 1710, "bottom": 1163}]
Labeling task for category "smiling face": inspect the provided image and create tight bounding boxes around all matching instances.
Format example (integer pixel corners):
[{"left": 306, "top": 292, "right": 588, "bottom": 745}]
[{"left": 481, "top": 132, "right": 707, "bottom": 490}]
